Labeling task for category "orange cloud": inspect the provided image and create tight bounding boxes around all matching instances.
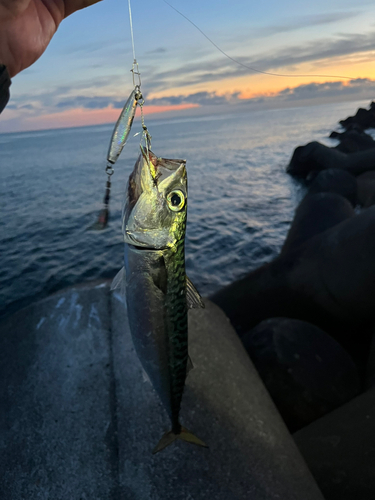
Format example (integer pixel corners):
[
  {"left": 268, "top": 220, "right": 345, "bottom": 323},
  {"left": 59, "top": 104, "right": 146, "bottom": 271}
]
[
  {"left": 149, "top": 53, "right": 375, "bottom": 103},
  {"left": 238, "top": 56, "right": 375, "bottom": 100}
]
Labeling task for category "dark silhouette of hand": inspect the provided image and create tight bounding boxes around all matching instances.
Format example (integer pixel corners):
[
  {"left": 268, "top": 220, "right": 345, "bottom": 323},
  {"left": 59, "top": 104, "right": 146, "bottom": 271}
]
[{"left": 0, "top": 0, "right": 102, "bottom": 77}]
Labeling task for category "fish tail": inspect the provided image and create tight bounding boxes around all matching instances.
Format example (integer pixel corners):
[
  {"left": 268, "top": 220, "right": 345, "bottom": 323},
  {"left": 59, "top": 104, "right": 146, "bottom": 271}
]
[{"left": 152, "top": 426, "right": 208, "bottom": 454}]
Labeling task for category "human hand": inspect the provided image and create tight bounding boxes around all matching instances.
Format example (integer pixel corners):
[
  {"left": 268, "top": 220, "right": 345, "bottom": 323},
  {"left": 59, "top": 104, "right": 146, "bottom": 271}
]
[{"left": 0, "top": 0, "right": 102, "bottom": 77}]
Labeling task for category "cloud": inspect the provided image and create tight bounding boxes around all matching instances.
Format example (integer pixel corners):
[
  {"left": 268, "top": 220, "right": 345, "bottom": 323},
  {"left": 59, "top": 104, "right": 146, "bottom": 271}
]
[
  {"left": 259, "top": 11, "right": 361, "bottom": 37},
  {"left": 3, "top": 78, "right": 375, "bottom": 133},
  {"left": 18, "top": 104, "right": 35, "bottom": 110},
  {"left": 143, "top": 30, "right": 375, "bottom": 92},
  {"left": 146, "top": 91, "right": 240, "bottom": 106},
  {"left": 146, "top": 47, "right": 168, "bottom": 55},
  {"left": 276, "top": 78, "right": 375, "bottom": 101},
  {"left": 7, "top": 79, "right": 375, "bottom": 118},
  {"left": 146, "top": 78, "right": 375, "bottom": 108},
  {"left": 55, "top": 96, "right": 125, "bottom": 109},
  {"left": 60, "top": 40, "right": 124, "bottom": 55},
  {"left": 7, "top": 73, "right": 127, "bottom": 113}
]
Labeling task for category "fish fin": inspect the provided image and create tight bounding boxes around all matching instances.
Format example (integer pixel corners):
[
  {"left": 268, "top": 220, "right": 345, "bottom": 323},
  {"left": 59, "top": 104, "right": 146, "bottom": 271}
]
[
  {"left": 111, "top": 267, "right": 125, "bottom": 291},
  {"left": 179, "top": 427, "right": 208, "bottom": 447},
  {"left": 152, "top": 426, "right": 208, "bottom": 454},
  {"left": 186, "top": 355, "right": 194, "bottom": 374},
  {"left": 142, "top": 368, "right": 151, "bottom": 384},
  {"left": 152, "top": 431, "right": 178, "bottom": 454},
  {"left": 186, "top": 276, "right": 205, "bottom": 309}
]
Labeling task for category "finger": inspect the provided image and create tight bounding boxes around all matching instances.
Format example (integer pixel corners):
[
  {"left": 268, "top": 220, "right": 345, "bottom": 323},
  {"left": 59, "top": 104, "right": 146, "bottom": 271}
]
[
  {"left": 0, "top": 0, "right": 30, "bottom": 17},
  {"left": 63, "top": 0, "right": 103, "bottom": 18}
]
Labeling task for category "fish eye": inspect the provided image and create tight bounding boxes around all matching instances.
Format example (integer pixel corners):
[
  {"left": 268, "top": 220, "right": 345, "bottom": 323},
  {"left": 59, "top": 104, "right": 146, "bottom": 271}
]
[{"left": 167, "top": 190, "right": 185, "bottom": 212}]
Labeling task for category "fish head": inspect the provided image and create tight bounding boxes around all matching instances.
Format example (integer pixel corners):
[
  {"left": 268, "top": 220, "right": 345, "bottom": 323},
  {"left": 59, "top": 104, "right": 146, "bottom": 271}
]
[{"left": 123, "top": 146, "right": 187, "bottom": 250}]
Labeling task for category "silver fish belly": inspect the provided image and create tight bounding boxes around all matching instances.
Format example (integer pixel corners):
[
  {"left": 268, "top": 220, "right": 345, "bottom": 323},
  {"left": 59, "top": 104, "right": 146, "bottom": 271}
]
[{"left": 124, "top": 243, "right": 174, "bottom": 420}]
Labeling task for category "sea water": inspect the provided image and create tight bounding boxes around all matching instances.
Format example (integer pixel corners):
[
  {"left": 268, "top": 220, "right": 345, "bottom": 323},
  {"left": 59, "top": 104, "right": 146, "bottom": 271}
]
[{"left": 0, "top": 99, "right": 370, "bottom": 317}]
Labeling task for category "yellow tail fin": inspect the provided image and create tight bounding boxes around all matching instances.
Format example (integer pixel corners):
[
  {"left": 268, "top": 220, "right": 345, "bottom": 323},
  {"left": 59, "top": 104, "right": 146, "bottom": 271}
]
[{"left": 152, "top": 426, "right": 208, "bottom": 454}]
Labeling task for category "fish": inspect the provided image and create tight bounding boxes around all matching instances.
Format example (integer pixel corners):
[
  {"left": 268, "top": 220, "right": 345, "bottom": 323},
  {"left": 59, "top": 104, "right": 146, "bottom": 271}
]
[{"left": 112, "top": 145, "right": 207, "bottom": 453}]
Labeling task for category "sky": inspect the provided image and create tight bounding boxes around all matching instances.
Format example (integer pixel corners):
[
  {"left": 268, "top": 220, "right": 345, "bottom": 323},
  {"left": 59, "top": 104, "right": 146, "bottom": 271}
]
[{"left": 1, "top": 0, "right": 375, "bottom": 132}]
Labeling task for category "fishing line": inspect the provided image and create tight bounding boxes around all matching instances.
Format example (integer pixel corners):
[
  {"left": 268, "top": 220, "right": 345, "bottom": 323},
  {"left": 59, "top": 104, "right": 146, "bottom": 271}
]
[
  {"left": 127, "top": 0, "right": 152, "bottom": 155},
  {"left": 162, "top": 0, "right": 355, "bottom": 80},
  {"left": 128, "top": 0, "right": 137, "bottom": 62}
]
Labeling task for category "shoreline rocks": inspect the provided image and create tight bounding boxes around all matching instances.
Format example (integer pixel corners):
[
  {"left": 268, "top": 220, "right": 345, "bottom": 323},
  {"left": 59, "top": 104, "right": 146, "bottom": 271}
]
[
  {"left": 211, "top": 205, "right": 375, "bottom": 360},
  {"left": 241, "top": 318, "right": 361, "bottom": 432},
  {"left": 357, "top": 171, "right": 375, "bottom": 208},
  {"left": 294, "top": 388, "right": 375, "bottom": 500},
  {"left": 307, "top": 168, "right": 357, "bottom": 205},
  {"left": 281, "top": 192, "right": 354, "bottom": 255},
  {"left": 338, "top": 102, "right": 375, "bottom": 130},
  {"left": 287, "top": 141, "right": 375, "bottom": 178},
  {"left": 330, "top": 128, "right": 375, "bottom": 153}
]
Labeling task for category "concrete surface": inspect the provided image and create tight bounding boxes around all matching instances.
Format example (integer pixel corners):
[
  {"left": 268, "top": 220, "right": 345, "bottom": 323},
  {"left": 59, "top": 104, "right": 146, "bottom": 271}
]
[
  {"left": 0, "top": 282, "right": 324, "bottom": 499},
  {"left": 294, "top": 388, "right": 375, "bottom": 500},
  {"left": 0, "top": 283, "right": 116, "bottom": 499}
]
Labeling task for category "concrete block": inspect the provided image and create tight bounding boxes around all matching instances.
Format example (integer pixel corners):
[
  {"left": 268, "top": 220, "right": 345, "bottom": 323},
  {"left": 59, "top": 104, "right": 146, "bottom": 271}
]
[
  {"left": 0, "top": 283, "right": 117, "bottom": 500},
  {"left": 242, "top": 317, "right": 360, "bottom": 431},
  {"left": 111, "top": 294, "right": 324, "bottom": 500},
  {"left": 294, "top": 388, "right": 375, "bottom": 500},
  {"left": 0, "top": 282, "right": 325, "bottom": 499}
]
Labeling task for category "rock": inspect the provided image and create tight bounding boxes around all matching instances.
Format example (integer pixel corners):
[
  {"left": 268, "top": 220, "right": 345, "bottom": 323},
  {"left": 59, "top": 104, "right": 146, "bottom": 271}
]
[
  {"left": 287, "top": 141, "right": 375, "bottom": 178},
  {"left": 339, "top": 104, "right": 375, "bottom": 131},
  {"left": 330, "top": 122, "right": 364, "bottom": 136},
  {"left": 357, "top": 171, "right": 375, "bottom": 207},
  {"left": 294, "top": 388, "right": 375, "bottom": 500},
  {"left": 287, "top": 142, "right": 345, "bottom": 178},
  {"left": 307, "top": 168, "right": 357, "bottom": 205},
  {"left": 0, "top": 284, "right": 325, "bottom": 499},
  {"left": 242, "top": 318, "right": 361, "bottom": 432},
  {"left": 211, "top": 206, "right": 375, "bottom": 364},
  {"left": 330, "top": 129, "right": 375, "bottom": 153},
  {"left": 281, "top": 193, "right": 355, "bottom": 255}
]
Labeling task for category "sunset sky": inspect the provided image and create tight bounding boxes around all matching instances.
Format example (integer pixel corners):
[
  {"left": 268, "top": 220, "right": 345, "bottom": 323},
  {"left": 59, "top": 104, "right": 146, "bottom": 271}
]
[{"left": 1, "top": 0, "right": 375, "bottom": 132}]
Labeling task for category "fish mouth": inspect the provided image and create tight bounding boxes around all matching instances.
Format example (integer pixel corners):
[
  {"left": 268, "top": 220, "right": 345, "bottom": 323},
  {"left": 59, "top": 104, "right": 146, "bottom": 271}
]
[
  {"left": 125, "top": 230, "right": 167, "bottom": 251},
  {"left": 128, "top": 244, "right": 160, "bottom": 251}
]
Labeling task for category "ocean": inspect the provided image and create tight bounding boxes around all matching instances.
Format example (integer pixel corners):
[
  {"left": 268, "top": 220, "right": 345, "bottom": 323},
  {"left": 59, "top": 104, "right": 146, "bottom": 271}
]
[{"left": 0, "top": 99, "right": 370, "bottom": 318}]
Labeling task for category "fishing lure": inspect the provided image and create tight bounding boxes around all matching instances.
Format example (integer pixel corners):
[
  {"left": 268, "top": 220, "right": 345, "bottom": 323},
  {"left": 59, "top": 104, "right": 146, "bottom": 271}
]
[
  {"left": 107, "top": 86, "right": 142, "bottom": 166},
  {"left": 89, "top": 83, "right": 143, "bottom": 231}
]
